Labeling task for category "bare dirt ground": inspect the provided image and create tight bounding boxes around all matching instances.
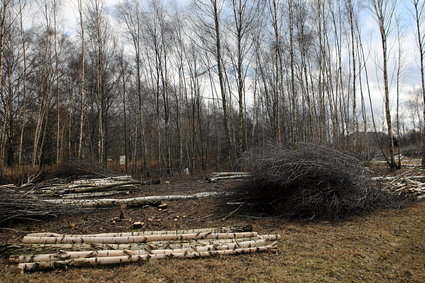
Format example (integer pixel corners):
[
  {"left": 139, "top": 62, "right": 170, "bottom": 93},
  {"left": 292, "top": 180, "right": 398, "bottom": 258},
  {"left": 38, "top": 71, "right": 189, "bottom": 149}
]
[{"left": 1, "top": 176, "right": 424, "bottom": 282}]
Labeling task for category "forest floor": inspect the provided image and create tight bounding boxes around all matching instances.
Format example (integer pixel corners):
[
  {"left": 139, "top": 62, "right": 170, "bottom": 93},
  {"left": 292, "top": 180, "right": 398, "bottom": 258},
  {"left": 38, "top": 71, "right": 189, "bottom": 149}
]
[{"left": 1, "top": 176, "right": 424, "bottom": 282}]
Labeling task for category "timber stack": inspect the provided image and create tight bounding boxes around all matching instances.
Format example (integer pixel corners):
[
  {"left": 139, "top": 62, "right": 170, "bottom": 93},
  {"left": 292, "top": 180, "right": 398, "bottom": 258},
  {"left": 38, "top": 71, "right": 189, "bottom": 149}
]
[
  {"left": 372, "top": 168, "right": 425, "bottom": 200},
  {"left": 206, "top": 172, "right": 251, "bottom": 183},
  {"left": 4, "top": 226, "right": 280, "bottom": 272}
]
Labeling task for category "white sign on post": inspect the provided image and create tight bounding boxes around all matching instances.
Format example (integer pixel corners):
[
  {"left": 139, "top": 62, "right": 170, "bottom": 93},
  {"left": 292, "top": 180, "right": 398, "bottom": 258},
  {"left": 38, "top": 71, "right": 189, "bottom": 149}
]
[{"left": 119, "top": 155, "right": 126, "bottom": 165}]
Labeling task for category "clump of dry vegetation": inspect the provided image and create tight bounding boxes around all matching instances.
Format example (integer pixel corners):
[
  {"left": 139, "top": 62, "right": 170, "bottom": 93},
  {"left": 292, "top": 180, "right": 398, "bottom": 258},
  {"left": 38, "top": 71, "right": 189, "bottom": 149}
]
[{"left": 241, "top": 143, "right": 401, "bottom": 219}]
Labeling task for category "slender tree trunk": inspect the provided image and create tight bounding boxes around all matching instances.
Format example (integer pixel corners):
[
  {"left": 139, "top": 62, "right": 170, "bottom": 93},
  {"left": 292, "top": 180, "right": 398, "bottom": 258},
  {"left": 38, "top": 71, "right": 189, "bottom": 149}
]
[
  {"left": 413, "top": 0, "right": 425, "bottom": 166},
  {"left": 77, "top": 0, "right": 85, "bottom": 160},
  {"left": 213, "top": 0, "right": 234, "bottom": 165}
]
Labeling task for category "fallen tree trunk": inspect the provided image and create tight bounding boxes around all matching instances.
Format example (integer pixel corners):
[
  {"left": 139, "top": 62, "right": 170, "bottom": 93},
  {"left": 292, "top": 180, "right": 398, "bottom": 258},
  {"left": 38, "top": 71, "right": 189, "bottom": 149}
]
[
  {"left": 210, "top": 172, "right": 251, "bottom": 177},
  {"left": 18, "top": 244, "right": 276, "bottom": 272},
  {"left": 54, "top": 181, "right": 141, "bottom": 195},
  {"left": 11, "top": 239, "right": 267, "bottom": 263},
  {"left": 59, "top": 191, "right": 130, "bottom": 199},
  {"left": 207, "top": 175, "right": 251, "bottom": 182},
  {"left": 22, "top": 232, "right": 258, "bottom": 244},
  {"left": 71, "top": 176, "right": 133, "bottom": 185},
  {"left": 42, "top": 191, "right": 234, "bottom": 207}
]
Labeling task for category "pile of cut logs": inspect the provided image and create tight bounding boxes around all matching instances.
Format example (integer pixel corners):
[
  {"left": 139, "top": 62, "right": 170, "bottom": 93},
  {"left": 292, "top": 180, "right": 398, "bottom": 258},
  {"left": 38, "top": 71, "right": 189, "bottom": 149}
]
[
  {"left": 206, "top": 172, "right": 251, "bottom": 182},
  {"left": 5, "top": 226, "right": 280, "bottom": 272},
  {"left": 372, "top": 169, "right": 425, "bottom": 200},
  {"left": 17, "top": 175, "right": 156, "bottom": 198}
]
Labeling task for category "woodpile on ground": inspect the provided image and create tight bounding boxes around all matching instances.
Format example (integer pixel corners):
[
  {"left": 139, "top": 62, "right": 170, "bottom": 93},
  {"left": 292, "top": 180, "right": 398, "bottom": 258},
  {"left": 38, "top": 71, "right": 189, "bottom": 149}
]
[
  {"left": 3, "top": 226, "right": 280, "bottom": 272},
  {"left": 372, "top": 168, "right": 425, "bottom": 200},
  {"left": 206, "top": 172, "right": 251, "bottom": 183}
]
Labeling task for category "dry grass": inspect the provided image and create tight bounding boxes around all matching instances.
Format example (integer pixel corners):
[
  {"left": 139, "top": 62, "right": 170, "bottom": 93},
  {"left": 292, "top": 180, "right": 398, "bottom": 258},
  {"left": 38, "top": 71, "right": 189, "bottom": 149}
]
[{"left": 0, "top": 178, "right": 424, "bottom": 282}]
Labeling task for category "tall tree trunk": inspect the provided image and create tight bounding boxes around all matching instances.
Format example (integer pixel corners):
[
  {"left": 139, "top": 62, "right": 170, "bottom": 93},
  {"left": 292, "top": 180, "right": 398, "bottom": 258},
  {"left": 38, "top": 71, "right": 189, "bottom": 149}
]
[{"left": 213, "top": 1, "right": 234, "bottom": 165}]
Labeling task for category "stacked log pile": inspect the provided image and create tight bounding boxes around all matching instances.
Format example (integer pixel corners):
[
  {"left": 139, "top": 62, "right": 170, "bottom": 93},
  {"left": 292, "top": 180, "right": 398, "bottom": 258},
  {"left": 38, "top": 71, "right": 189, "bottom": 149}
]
[
  {"left": 5, "top": 226, "right": 280, "bottom": 272},
  {"left": 19, "top": 176, "right": 147, "bottom": 198},
  {"left": 206, "top": 172, "right": 251, "bottom": 182},
  {"left": 372, "top": 169, "right": 425, "bottom": 200}
]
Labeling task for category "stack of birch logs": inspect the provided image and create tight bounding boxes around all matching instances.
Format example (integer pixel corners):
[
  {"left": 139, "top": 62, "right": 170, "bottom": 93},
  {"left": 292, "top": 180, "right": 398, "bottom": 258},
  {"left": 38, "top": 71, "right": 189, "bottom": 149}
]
[
  {"left": 6, "top": 226, "right": 280, "bottom": 272},
  {"left": 206, "top": 172, "right": 251, "bottom": 183},
  {"left": 372, "top": 168, "right": 425, "bottom": 200},
  {"left": 19, "top": 176, "right": 152, "bottom": 198}
]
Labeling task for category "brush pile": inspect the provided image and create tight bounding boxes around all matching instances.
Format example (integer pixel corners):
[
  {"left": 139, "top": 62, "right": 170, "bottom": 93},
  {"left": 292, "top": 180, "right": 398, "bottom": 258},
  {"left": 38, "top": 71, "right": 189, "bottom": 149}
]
[
  {"left": 0, "top": 190, "right": 86, "bottom": 226},
  {"left": 372, "top": 168, "right": 425, "bottom": 200},
  {"left": 241, "top": 143, "right": 396, "bottom": 219},
  {"left": 4, "top": 225, "right": 280, "bottom": 272}
]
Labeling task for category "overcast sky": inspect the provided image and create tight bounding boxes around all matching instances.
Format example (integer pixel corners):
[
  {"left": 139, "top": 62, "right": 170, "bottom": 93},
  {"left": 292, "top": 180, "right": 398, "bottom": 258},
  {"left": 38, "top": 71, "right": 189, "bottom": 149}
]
[{"left": 33, "top": 0, "right": 424, "bottom": 127}]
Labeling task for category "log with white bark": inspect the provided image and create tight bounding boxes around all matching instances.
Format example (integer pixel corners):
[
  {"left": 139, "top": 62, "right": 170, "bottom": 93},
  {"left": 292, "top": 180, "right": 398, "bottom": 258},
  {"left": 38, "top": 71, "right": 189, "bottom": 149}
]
[
  {"left": 58, "top": 181, "right": 141, "bottom": 194},
  {"left": 18, "top": 244, "right": 276, "bottom": 272},
  {"left": 207, "top": 175, "right": 251, "bottom": 182},
  {"left": 210, "top": 172, "right": 251, "bottom": 177},
  {"left": 42, "top": 191, "right": 234, "bottom": 207},
  {"left": 60, "top": 191, "right": 130, "bottom": 199},
  {"left": 259, "top": 234, "right": 281, "bottom": 241},
  {"left": 26, "top": 225, "right": 253, "bottom": 238},
  {"left": 206, "top": 172, "right": 252, "bottom": 182},
  {"left": 22, "top": 232, "right": 258, "bottom": 244},
  {"left": 71, "top": 176, "right": 133, "bottom": 185},
  {"left": 11, "top": 239, "right": 267, "bottom": 263}
]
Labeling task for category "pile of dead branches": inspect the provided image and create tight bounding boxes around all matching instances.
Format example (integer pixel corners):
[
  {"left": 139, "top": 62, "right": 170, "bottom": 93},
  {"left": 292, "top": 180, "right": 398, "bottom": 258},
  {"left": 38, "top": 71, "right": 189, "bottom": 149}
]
[
  {"left": 240, "top": 143, "right": 397, "bottom": 219},
  {"left": 0, "top": 190, "right": 87, "bottom": 226},
  {"left": 372, "top": 168, "right": 425, "bottom": 200},
  {"left": 5, "top": 226, "right": 280, "bottom": 272}
]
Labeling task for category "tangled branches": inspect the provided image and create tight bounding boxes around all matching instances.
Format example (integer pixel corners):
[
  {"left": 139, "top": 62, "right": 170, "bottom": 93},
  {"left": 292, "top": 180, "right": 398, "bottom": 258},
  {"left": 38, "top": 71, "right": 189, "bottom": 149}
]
[
  {"left": 0, "top": 193, "right": 83, "bottom": 227},
  {"left": 241, "top": 143, "right": 398, "bottom": 220}
]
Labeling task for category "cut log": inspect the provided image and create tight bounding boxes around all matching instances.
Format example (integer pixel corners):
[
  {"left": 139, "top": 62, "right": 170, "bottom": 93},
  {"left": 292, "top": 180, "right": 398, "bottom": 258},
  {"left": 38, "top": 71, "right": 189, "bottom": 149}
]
[
  {"left": 22, "top": 232, "right": 258, "bottom": 244},
  {"left": 18, "top": 244, "right": 276, "bottom": 272},
  {"left": 71, "top": 176, "right": 133, "bottom": 185},
  {"left": 42, "top": 191, "right": 234, "bottom": 207},
  {"left": 210, "top": 172, "right": 251, "bottom": 177},
  {"left": 60, "top": 191, "right": 130, "bottom": 199},
  {"left": 207, "top": 175, "right": 251, "bottom": 182},
  {"left": 57, "top": 181, "right": 142, "bottom": 194},
  {"left": 260, "top": 234, "right": 281, "bottom": 241}
]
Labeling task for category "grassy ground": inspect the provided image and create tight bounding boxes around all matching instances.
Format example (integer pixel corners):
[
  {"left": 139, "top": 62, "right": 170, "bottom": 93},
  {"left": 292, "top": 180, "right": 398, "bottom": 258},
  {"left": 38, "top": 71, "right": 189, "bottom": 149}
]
[{"left": 1, "top": 178, "right": 424, "bottom": 282}]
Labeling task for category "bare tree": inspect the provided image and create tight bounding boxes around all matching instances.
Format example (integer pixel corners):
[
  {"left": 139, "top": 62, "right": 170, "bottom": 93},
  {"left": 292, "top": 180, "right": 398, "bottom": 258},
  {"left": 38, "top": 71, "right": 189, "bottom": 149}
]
[
  {"left": 370, "top": 0, "right": 398, "bottom": 170},
  {"left": 76, "top": 0, "right": 85, "bottom": 159},
  {"left": 193, "top": 0, "right": 235, "bottom": 165},
  {"left": 412, "top": 0, "right": 425, "bottom": 166}
]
